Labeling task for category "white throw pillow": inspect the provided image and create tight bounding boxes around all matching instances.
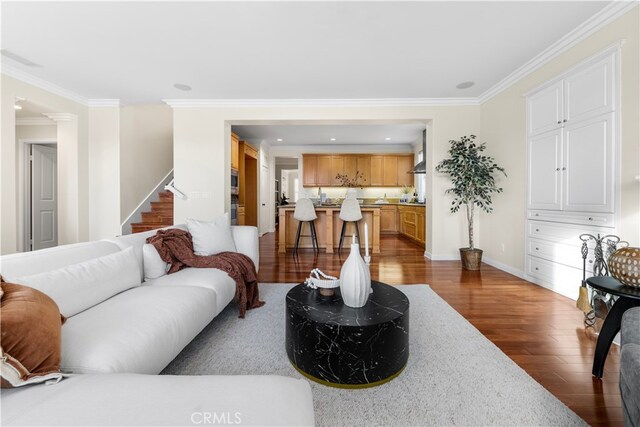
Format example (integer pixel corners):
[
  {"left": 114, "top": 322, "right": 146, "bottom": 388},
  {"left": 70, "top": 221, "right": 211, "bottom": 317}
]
[
  {"left": 14, "top": 247, "right": 141, "bottom": 317},
  {"left": 187, "top": 214, "right": 237, "bottom": 256},
  {"left": 143, "top": 243, "right": 169, "bottom": 280}
]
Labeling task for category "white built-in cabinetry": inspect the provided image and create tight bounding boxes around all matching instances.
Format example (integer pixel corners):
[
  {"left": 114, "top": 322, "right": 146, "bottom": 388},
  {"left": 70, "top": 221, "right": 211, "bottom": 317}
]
[{"left": 525, "top": 45, "right": 619, "bottom": 298}]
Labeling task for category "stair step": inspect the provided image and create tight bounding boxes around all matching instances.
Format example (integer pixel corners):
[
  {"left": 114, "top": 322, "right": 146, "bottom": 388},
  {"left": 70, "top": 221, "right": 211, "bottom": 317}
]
[
  {"left": 131, "top": 223, "right": 172, "bottom": 233},
  {"left": 151, "top": 201, "right": 173, "bottom": 210},
  {"left": 141, "top": 212, "right": 172, "bottom": 222},
  {"left": 158, "top": 191, "right": 173, "bottom": 201}
]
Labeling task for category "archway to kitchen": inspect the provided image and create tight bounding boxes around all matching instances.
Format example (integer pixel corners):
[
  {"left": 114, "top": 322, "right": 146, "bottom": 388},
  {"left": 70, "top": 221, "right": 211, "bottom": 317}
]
[{"left": 228, "top": 120, "right": 430, "bottom": 258}]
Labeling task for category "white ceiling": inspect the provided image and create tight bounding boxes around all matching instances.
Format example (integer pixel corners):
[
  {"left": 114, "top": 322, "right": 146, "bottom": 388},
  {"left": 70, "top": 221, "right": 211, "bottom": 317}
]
[
  {"left": 234, "top": 124, "right": 424, "bottom": 146},
  {"left": 1, "top": 1, "right": 612, "bottom": 105}
]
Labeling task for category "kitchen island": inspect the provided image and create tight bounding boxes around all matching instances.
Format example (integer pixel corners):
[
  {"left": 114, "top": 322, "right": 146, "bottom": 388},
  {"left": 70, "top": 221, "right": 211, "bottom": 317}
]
[{"left": 278, "top": 205, "right": 380, "bottom": 254}]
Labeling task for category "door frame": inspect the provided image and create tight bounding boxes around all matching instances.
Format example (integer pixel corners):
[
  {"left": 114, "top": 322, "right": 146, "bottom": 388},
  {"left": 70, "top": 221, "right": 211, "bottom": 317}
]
[{"left": 18, "top": 138, "right": 57, "bottom": 252}]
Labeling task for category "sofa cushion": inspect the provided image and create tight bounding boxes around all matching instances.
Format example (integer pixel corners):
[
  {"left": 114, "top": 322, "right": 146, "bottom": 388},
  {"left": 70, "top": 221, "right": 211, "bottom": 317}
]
[
  {"left": 60, "top": 285, "right": 217, "bottom": 374},
  {"left": 0, "top": 373, "right": 315, "bottom": 426},
  {"left": 12, "top": 247, "right": 141, "bottom": 318},
  {"left": 187, "top": 214, "right": 237, "bottom": 256},
  {"left": 146, "top": 268, "right": 235, "bottom": 316},
  {"left": 143, "top": 244, "right": 169, "bottom": 280},
  {"left": 0, "top": 241, "right": 120, "bottom": 280},
  {"left": 0, "top": 281, "right": 65, "bottom": 388}
]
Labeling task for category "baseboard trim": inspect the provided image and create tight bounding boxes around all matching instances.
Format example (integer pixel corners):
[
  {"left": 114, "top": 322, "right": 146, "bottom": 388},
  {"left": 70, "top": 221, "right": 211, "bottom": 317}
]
[
  {"left": 424, "top": 252, "right": 459, "bottom": 261},
  {"left": 482, "top": 256, "right": 526, "bottom": 280}
]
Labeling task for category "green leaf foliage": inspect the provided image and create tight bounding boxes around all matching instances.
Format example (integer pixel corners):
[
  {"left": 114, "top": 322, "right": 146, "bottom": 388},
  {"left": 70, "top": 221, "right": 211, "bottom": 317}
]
[{"left": 435, "top": 135, "right": 506, "bottom": 214}]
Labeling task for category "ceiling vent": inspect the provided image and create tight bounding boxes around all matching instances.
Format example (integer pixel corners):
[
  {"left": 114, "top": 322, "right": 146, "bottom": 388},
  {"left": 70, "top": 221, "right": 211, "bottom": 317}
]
[{"left": 1, "top": 49, "right": 41, "bottom": 67}]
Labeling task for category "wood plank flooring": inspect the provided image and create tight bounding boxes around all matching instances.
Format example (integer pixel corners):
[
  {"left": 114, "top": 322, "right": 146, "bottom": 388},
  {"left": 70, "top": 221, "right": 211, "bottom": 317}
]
[{"left": 257, "top": 232, "right": 622, "bottom": 426}]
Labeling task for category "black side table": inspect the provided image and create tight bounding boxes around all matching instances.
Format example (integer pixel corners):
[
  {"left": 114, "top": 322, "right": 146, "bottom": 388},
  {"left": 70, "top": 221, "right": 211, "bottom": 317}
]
[
  {"left": 285, "top": 281, "right": 409, "bottom": 388},
  {"left": 587, "top": 276, "right": 640, "bottom": 378}
]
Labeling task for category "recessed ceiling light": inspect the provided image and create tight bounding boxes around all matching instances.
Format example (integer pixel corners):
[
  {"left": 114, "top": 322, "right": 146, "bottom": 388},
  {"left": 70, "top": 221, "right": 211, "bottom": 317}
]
[
  {"left": 330, "top": 138, "right": 336, "bottom": 141},
  {"left": 456, "top": 81, "right": 475, "bottom": 89},
  {"left": 173, "top": 83, "right": 192, "bottom": 91},
  {"left": 14, "top": 104, "right": 22, "bottom": 110},
  {"left": 385, "top": 137, "right": 392, "bottom": 141},
  {"left": 276, "top": 138, "right": 283, "bottom": 142}
]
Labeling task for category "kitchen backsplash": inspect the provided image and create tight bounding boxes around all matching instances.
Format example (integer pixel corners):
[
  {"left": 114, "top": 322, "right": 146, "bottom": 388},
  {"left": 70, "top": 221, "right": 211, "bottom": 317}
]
[{"left": 301, "top": 187, "right": 414, "bottom": 200}]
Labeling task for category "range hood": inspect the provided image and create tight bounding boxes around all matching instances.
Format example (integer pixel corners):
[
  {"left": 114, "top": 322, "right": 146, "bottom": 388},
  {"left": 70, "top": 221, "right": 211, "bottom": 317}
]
[{"left": 409, "top": 129, "right": 427, "bottom": 174}]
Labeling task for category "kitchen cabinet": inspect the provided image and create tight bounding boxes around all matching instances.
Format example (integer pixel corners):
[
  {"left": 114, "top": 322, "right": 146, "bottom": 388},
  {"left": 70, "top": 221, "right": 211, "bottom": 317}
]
[
  {"left": 237, "top": 206, "right": 245, "bottom": 226},
  {"left": 380, "top": 205, "right": 398, "bottom": 233},
  {"left": 330, "top": 156, "right": 344, "bottom": 186},
  {"left": 231, "top": 133, "right": 239, "bottom": 170},
  {"left": 397, "top": 155, "right": 414, "bottom": 187},
  {"left": 370, "top": 156, "right": 384, "bottom": 186},
  {"left": 301, "top": 153, "right": 414, "bottom": 187},
  {"left": 317, "top": 156, "right": 332, "bottom": 186},
  {"left": 303, "top": 155, "right": 317, "bottom": 186},
  {"left": 383, "top": 156, "right": 398, "bottom": 186},
  {"left": 357, "top": 156, "right": 371, "bottom": 186},
  {"left": 398, "top": 205, "right": 426, "bottom": 245}
]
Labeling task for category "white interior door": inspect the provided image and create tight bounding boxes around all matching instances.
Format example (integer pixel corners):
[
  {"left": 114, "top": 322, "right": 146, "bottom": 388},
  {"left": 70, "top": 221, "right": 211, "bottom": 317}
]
[
  {"left": 528, "top": 129, "right": 562, "bottom": 210},
  {"left": 260, "top": 164, "right": 270, "bottom": 234},
  {"left": 31, "top": 144, "right": 58, "bottom": 250}
]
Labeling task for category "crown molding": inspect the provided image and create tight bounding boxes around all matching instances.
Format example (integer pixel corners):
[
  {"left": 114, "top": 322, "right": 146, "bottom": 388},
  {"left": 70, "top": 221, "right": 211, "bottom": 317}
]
[
  {"left": 88, "top": 99, "right": 120, "bottom": 108},
  {"left": 162, "top": 97, "right": 480, "bottom": 108},
  {"left": 43, "top": 113, "right": 76, "bottom": 122},
  {"left": 478, "top": 1, "right": 639, "bottom": 104},
  {"left": 1, "top": 63, "right": 89, "bottom": 105},
  {"left": 15, "top": 117, "right": 55, "bottom": 126}
]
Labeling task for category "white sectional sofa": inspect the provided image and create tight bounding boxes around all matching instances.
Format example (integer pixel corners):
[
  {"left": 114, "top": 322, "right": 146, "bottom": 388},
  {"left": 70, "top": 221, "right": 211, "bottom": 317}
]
[{"left": 0, "top": 225, "right": 315, "bottom": 426}]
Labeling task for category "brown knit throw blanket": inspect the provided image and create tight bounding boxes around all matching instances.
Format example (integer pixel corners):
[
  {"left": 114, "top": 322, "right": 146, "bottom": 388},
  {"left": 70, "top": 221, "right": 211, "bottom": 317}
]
[{"left": 146, "top": 228, "right": 264, "bottom": 318}]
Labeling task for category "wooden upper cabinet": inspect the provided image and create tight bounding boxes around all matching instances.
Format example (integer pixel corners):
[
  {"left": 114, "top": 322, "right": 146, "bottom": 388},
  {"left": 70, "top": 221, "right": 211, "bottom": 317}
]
[
  {"left": 303, "top": 155, "right": 317, "bottom": 186},
  {"left": 330, "top": 156, "right": 344, "bottom": 186},
  {"left": 397, "top": 155, "right": 414, "bottom": 187},
  {"left": 356, "top": 156, "right": 371, "bottom": 187},
  {"left": 316, "top": 155, "right": 332, "bottom": 186},
  {"left": 370, "top": 156, "right": 384, "bottom": 186},
  {"left": 343, "top": 156, "right": 358, "bottom": 180},
  {"left": 231, "top": 133, "right": 240, "bottom": 170},
  {"left": 383, "top": 156, "right": 398, "bottom": 186}
]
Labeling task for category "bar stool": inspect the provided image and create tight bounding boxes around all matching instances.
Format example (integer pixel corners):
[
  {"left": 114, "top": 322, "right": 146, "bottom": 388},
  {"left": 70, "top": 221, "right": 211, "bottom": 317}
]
[
  {"left": 338, "top": 198, "right": 362, "bottom": 252},
  {"left": 293, "top": 198, "right": 318, "bottom": 255}
]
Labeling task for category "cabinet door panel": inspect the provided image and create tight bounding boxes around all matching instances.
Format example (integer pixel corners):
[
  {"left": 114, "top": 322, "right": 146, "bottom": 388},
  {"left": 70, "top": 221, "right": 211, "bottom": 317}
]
[
  {"left": 331, "top": 156, "right": 344, "bottom": 186},
  {"left": 528, "top": 129, "right": 562, "bottom": 210},
  {"left": 397, "top": 155, "right": 414, "bottom": 187},
  {"left": 357, "top": 156, "right": 371, "bottom": 187},
  {"left": 383, "top": 156, "right": 398, "bottom": 186},
  {"left": 317, "top": 156, "right": 332, "bottom": 186},
  {"left": 302, "top": 155, "right": 316, "bottom": 186},
  {"left": 565, "top": 55, "right": 614, "bottom": 124},
  {"left": 563, "top": 113, "right": 614, "bottom": 213},
  {"left": 344, "top": 156, "right": 358, "bottom": 182},
  {"left": 370, "top": 156, "right": 384, "bottom": 186},
  {"left": 528, "top": 81, "right": 563, "bottom": 136},
  {"left": 380, "top": 207, "right": 397, "bottom": 233}
]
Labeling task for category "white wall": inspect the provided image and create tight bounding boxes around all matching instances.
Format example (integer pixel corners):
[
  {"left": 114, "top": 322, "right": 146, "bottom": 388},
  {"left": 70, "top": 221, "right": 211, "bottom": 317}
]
[
  {"left": 479, "top": 7, "right": 640, "bottom": 274},
  {"left": 1, "top": 75, "right": 89, "bottom": 254},
  {"left": 171, "top": 107, "right": 481, "bottom": 259},
  {"left": 88, "top": 107, "right": 120, "bottom": 240},
  {"left": 119, "top": 104, "right": 173, "bottom": 223}
]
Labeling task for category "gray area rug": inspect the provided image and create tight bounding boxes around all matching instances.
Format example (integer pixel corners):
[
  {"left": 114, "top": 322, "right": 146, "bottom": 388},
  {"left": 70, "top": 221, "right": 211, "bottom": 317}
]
[{"left": 162, "top": 284, "right": 585, "bottom": 426}]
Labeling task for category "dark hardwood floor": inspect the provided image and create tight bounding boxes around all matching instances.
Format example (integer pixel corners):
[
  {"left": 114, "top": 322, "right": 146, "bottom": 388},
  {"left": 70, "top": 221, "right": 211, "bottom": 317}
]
[{"left": 257, "top": 231, "right": 622, "bottom": 426}]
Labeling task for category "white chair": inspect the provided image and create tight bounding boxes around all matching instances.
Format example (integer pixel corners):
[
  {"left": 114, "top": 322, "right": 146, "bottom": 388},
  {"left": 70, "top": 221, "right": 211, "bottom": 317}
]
[
  {"left": 338, "top": 198, "right": 362, "bottom": 252},
  {"left": 293, "top": 198, "right": 318, "bottom": 255}
]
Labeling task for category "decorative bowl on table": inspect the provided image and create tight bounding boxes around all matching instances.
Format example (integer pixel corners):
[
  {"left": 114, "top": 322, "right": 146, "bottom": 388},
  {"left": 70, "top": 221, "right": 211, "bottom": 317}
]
[
  {"left": 609, "top": 247, "right": 640, "bottom": 287},
  {"left": 305, "top": 269, "right": 340, "bottom": 296}
]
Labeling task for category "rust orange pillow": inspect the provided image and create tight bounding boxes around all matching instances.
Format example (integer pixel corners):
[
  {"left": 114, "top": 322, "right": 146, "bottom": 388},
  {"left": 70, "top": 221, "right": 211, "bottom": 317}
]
[{"left": 0, "top": 277, "right": 65, "bottom": 388}]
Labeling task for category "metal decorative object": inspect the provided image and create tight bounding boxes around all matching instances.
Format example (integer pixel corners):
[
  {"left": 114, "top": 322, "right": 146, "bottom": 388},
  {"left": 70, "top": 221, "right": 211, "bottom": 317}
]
[{"left": 579, "top": 234, "right": 628, "bottom": 331}]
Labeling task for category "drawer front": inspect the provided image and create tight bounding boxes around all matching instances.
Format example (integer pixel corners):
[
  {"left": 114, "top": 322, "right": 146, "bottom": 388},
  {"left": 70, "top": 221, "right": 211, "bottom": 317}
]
[
  {"left": 527, "top": 210, "right": 614, "bottom": 227},
  {"left": 527, "top": 220, "right": 615, "bottom": 245},
  {"left": 527, "top": 255, "right": 583, "bottom": 285},
  {"left": 528, "top": 238, "right": 596, "bottom": 273}
]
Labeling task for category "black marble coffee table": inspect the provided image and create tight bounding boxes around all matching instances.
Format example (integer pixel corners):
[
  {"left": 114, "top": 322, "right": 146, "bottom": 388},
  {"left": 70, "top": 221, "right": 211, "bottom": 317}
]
[{"left": 285, "top": 281, "right": 409, "bottom": 388}]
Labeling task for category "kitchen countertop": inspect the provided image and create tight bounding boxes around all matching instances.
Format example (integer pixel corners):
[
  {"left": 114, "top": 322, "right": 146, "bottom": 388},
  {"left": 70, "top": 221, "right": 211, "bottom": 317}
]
[{"left": 278, "top": 202, "right": 426, "bottom": 208}]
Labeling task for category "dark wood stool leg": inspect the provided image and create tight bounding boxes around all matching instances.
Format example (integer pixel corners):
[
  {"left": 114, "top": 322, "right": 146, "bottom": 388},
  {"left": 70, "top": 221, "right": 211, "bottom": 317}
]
[
  {"left": 355, "top": 221, "right": 361, "bottom": 248},
  {"left": 310, "top": 221, "right": 318, "bottom": 252},
  {"left": 338, "top": 221, "right": 347, "bottom": 252},
  {"left": 294, "top": 221, "right": 302, "bottom": 256},
  {"left": 592, "top": 296, "right": 640, "bottom": 378}
]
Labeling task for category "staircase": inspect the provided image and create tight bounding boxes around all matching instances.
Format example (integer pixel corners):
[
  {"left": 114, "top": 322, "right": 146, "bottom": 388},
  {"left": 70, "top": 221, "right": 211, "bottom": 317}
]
[{"left": 131, "top": 190, "right": 174, "bottom": 234}]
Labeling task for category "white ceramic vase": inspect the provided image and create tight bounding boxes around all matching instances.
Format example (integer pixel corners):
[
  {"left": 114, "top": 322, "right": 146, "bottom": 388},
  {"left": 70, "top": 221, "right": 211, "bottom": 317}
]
[{"left": 339, "top": 235, "right": 371, "bottom": 308}]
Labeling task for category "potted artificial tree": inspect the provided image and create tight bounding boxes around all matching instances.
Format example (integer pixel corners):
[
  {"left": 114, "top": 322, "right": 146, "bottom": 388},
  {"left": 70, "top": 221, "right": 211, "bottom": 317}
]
[{"left": 435, "top": 135, "right": 506, "bottom": 270}]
